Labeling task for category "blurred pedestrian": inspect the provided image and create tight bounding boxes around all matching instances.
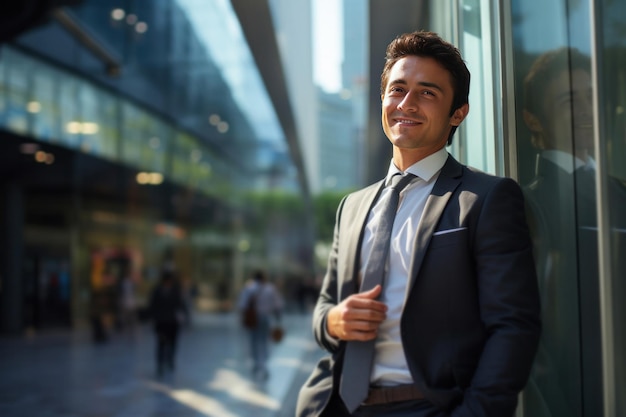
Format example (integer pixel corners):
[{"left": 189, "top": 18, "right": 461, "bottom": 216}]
[
  {"left": 119, "top": 274, "right": 137, "bottom": 332},
  {"left": 89, "top": 288, "right": 110, "bottom": 343},
  {"left": 237, "top": 269, "right": 284, "bottom": 380},
  {"left": 149, "top": 269, "right": 188, "bottom": 377}
]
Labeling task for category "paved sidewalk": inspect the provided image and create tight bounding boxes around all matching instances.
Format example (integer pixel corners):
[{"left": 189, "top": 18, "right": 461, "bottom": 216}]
[{"left": 0, "top": 312, "right": 326, "bottom": 417}]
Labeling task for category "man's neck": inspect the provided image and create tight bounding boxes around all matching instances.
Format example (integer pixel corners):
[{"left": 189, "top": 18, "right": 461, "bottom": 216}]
[{"left": 393, "top": 145, "right": 447, "bottom": 171}]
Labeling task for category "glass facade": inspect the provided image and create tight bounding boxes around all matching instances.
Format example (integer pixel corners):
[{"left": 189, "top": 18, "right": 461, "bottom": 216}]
[
  {"left": 429, "top": 0, "right": 625, "bottom": 415},
  {"left": 340, "top": 1, "right": 626, "bottom": 411},
  {"left": 511, "top": 1, "right": 625, "bottom": 416},
  {"left": 0, "top": 0, "right": 311, "bottom": 335}
]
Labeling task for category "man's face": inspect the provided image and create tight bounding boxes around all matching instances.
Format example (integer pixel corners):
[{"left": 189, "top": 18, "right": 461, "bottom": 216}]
[
  {"left": 540, "top": 69, "right": 594, "bottom": 156},
  {"left": 381, "top": 55, "right": 468, "bottom": 163}
]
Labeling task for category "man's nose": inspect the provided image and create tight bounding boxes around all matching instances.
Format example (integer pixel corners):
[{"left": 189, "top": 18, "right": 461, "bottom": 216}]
[{"left": 397, "top": 92, "right": 418, "bottom": 112}]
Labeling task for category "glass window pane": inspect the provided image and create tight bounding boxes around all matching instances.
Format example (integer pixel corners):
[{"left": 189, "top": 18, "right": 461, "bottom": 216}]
[
  {"left": 3, "top": 48, "right": 31, "bottom": 135},
  {"left": 458, "top": 0, "right": 497, "bottom": 174},
  {"left": 429, "top": 0, "right": 497, "bottom": 174},
  {"left": 29, "top": 66, "right": 60, "bottom": 141},
  {"left": 58, "top": 75, "right": 81, "bottom": 149},
  {"left": 510, "top": 1, "right": 606, "bottom": 416}
]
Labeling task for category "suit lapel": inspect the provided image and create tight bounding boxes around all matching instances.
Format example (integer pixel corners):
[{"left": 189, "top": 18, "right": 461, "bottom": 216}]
[
  {"left": 342, "top": 181, "right": 384, "bottom": 295},
  {"left": 404, "top": 156, "right": 463, "bottom": 302}
]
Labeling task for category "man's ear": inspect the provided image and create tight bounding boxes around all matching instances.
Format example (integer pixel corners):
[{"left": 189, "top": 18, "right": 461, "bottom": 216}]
[
  {"left": 450, "top": 103, "right": 469, "bottom": 126},
  {"left": 523, "top": 109, "right": 543, "bottom": 133}
]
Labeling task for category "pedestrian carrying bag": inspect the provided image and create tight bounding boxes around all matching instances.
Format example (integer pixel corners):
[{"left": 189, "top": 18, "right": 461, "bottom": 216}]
[{"left": 242, "top": 293, "right": 258, "bottom": 329}]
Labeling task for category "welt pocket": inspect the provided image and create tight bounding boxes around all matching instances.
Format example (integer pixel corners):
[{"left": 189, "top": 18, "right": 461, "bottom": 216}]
[{"left": 428, "top": 228, "right": 468, "bottom": 249}]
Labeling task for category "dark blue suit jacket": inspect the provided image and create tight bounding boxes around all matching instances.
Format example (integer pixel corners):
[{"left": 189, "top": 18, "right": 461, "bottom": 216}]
[{"left": 296, "top": 155, "right": 541, "bottom": 417}]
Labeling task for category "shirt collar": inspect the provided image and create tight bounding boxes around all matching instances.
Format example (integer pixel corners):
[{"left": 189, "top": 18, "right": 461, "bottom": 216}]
[
  {"left": 541, "top": 149, "right": 595, "bottom": 173},
  {"left": 385, "top": 147, "right": 448, "bottom": 185}
]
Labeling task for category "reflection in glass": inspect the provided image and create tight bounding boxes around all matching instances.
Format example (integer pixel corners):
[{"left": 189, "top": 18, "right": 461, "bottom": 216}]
[
  {"left": 597, "top": 1, "right": 626, "bottom": 415},
  {"left": 521, "top": 47, "right": 587, "bottom": 417},
  {"left": 520, "top": 44, "right": 626, "bottom": 416}
]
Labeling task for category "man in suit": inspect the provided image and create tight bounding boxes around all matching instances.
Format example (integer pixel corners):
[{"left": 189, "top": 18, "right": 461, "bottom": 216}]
[{"left": 296, "top": 31, "right": 541, "bottom": 417}]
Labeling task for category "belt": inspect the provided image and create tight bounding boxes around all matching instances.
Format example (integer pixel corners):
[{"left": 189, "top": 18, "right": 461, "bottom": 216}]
[{"left": 362, "top": 384, "right": 424, "bottom": 406}]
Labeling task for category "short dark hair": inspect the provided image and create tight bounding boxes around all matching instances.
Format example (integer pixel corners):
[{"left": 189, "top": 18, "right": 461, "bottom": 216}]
[
  {"left": 380, "top": 31, "right": 471, "bottom": 145},
  {"left": 252, "top": 270, "right": 266, "bottom": 282},
  {"left": 522, "top": 48, "right": 591, "bottom": 149}
]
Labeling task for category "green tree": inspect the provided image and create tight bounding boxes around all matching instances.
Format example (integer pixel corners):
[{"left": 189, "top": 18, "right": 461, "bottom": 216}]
[{"left": 312, "top": 191, "right": 350, "bottom": 243}]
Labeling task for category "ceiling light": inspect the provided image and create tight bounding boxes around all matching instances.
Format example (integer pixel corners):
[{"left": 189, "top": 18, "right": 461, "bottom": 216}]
[
  {"left": 209, "top": 114, "right": 221, "bottom": 125},
  {"left": 111, "top": 8, "right": 125, "bottom": 20},
  {"left": 135, "top": 22, "right": 148, "bottom": 33},
  {"left": 217, "top": 121, "right": 229, "bottom": 133}
]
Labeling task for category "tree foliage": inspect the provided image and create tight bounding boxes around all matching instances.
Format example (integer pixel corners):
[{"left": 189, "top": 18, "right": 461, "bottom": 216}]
[{"left": 312, "top": 190, "right": 350, "bottom": 243}]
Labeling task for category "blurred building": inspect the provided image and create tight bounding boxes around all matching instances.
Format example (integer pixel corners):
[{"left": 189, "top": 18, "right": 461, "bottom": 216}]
[
  {"left": 0, "top": 0, "right": 314, "bottom": 335},
  {"left": 317, "top": 87, "right": 356, "bottom": 191},
  {"left": 1, "top": 1, "right": 625, "bottom": 415}
]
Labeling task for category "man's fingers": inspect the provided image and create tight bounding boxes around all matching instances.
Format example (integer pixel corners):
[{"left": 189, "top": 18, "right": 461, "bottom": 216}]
[
  {"left": 334, "top": 316, "right": 381, "bottom": 341},
  {"left": 326, "top": 286, "right": 388, "bottom": 340},
  {"left": 347, "top": 288, "right": 387, "bottom": 313},
  {"left": 357, "top": 284, "right": 382, "bottom": 299},
  {"left": 341, "top": 308, "right": 387, "bottom": 324}
]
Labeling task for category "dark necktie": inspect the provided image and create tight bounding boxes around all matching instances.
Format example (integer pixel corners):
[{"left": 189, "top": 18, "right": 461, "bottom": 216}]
[
  {"left": 339, "top": 172, "right": 416, "bottom": 412},
  {"left": 574, "top": 167, "right": 597, "bottom": 226}
]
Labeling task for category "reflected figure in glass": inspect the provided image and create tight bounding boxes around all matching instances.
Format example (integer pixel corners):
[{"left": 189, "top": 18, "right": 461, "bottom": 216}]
[{"left": 521, "top": 47, "right": 626, "bottom": 417}]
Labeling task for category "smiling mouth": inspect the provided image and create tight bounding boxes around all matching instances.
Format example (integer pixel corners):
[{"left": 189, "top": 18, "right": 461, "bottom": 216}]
[{"left": 395, "top": 118, "right": 420, "bottom": 125}]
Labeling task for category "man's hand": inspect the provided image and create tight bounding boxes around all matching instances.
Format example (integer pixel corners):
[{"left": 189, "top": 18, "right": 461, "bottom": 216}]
[{"left": 326, "top": 285, "right": 387, "bottom": 341}]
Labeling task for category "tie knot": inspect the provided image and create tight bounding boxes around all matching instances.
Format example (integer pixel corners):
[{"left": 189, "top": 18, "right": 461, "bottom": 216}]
[{"left": 389, "top": 173, "right": 416, "bottom": 193}]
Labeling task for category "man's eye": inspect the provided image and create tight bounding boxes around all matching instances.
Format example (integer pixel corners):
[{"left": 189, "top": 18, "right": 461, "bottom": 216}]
[{"left": 423, "top": 90, "right": 435, "bottom": 96}]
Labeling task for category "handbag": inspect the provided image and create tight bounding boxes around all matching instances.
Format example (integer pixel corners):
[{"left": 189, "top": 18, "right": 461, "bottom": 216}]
[
  {"left": 270, "top": 326, "right": 284, "bottom": 343},
  {"left": 241, "top": 293, "right": 258, "bottom": 329}
]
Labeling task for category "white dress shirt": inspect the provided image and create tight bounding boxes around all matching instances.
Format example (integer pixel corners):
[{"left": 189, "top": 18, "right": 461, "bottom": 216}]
[
  {"left": 359, "top": 147, "right": 448, "bottom": 386},
  {"left": 542, "top": 149, "right": 595, "bottom": 173}
]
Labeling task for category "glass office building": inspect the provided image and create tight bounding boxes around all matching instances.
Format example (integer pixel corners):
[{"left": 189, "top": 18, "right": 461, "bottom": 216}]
[
  {"left": 1, "top": 0, "right": 624, "bottom": 416},
  {"left": 0, "top": 0, "right": 313, "bottom": 336}
]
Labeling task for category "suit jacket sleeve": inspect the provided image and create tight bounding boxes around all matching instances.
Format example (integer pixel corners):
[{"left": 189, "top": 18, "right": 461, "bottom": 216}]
[
  {"left": 451, "top": 177, "right": 541, "bottom": 417},
  {"left": 312, "top": 195, "right": 347, "bottom": 353}
]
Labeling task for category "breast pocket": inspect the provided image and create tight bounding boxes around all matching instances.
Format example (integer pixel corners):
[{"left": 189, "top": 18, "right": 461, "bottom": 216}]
[{"left": 428, "top": 227, "right": 468, "bottom": 249}]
